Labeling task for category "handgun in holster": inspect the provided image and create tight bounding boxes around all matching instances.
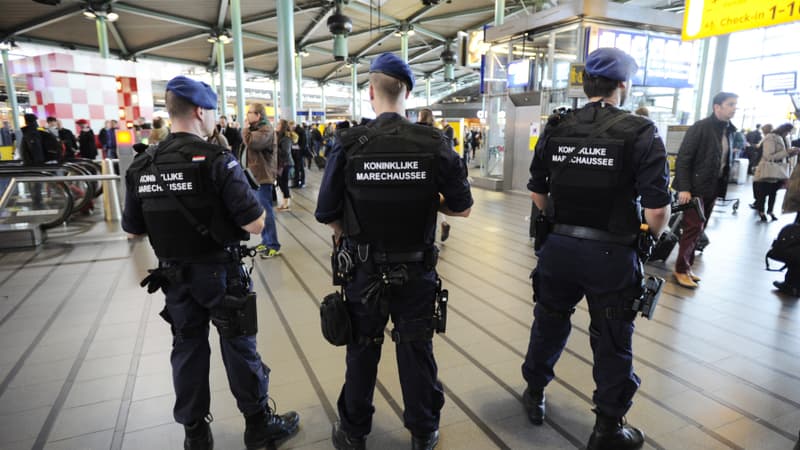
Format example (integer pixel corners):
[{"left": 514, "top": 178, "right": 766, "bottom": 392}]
[
  {"left": 434, "top": 278, "right": 448, "bottom": 334},
  {"left": 631, "top": 275, "right": 664, "bottom": 320}
]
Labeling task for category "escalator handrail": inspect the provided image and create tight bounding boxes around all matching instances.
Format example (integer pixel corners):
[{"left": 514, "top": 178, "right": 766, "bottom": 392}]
[{"left": 0, "top": 174, "right": 120, "bottom": 212}]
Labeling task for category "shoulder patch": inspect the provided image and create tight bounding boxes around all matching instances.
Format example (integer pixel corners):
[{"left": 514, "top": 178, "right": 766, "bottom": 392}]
[
  {"left": 192, "top": 155, "right": 206, "bottom": 162},
  {"left": 227, "top": 159, "right": 239, "bottom": 169}
]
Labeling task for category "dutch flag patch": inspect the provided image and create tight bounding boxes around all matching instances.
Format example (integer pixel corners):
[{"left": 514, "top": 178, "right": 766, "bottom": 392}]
[{"left": 192, "top": 155, "right": 206, "bottom": 162}]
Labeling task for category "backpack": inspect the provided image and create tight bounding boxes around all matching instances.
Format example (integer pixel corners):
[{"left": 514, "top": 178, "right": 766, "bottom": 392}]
[
  {"left": 40, "top": 129, "right": 64, "bottom": 162},
  {"left": 766, "top": 223, "right": 800, "bottom": 271}
]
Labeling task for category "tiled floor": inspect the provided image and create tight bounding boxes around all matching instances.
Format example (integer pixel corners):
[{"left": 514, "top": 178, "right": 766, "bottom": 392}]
[{"left": 1, "top": 171, "right": 799, "bottom": 450}]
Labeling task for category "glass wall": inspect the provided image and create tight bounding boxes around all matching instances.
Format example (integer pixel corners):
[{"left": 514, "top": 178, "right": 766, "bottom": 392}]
[
  {"left": 481, "top": 45, "right": 509, "bottom": 178},
  {"left": 724, "top": 22, "right": 800, "bottom": 133}
]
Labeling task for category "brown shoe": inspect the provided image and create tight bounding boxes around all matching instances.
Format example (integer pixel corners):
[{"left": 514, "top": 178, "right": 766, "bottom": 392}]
[
  {"left": 674, "top": 272, "right": 698, "bottom": 288},
  {"left": 688, "top": 270, "right": 701, "bottom": 282}
]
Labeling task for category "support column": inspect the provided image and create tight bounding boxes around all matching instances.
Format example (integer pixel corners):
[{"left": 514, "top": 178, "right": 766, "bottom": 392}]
[
  {"left": 216, "top": 42, "right": 228, "bottom": 118},
  {"left": 96, "top": 16, "right": 109, "bottom": 59},
  {"left": 707, "top": 34, "right": 729, "bottom": 117},
  {"left": 351, "top": 62, "right": 358, "bottom": 121},
  {"left": 400, "top": 32, "right": 409, "bottom": 63},
  {"left": 693, "top": 39, "right": 711, "bottom": 122},
  {"left": 277, "top": 0, "right": 296, "bottom": 122},
  {"left": 320, "top": 82, "right": 327, "bottom": 123},
  {"left": 1, "top": 49, "right": 20, "bottom": 139},
  {"left": 295, "top": 53, "right": 303, "bottom": 112},
  {"left": 425, "top": 77, "right": 431, "bottom": 106},
  {"left": 231, "top": 0, "right": 247, "bottom": 123},
  {"left": 273, "top": 78, "right": 279, "bottom": 122},
  {"left": 495, "top": 0, "right": 505, "bottom": 27}
]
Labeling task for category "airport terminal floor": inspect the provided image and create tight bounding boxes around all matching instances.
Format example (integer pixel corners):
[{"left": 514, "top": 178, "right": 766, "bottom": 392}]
[{"left": 1, "top": 170, "right": 799, "bottom": 450}]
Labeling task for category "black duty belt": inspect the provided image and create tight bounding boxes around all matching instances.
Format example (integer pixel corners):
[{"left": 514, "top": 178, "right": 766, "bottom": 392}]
[
  {"left": 160, "top": 250, "right": 235, "bottom": 266},
  {"left": 552, "top": 224, "right": 637, "bottom": 246},
  {"left": 371, "top": 250, "right": 426, "bottom": 264}
]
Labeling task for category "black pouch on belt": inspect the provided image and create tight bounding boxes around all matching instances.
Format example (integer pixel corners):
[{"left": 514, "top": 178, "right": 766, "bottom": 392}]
[{"left": 320, "top": 291, "right": 353, "bottom": 346}]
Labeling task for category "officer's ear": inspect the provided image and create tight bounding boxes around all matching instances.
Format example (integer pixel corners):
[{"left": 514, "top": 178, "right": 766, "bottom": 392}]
[{"left": 369, "top": 84, "right": 375, "bottom": 101}]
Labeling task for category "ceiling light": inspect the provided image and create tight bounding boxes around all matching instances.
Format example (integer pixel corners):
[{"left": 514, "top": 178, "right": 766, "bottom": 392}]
[
  {"left": 220, "top": 33, "right": 232, "bottom": 44},
  {"left": 83, "top": 10, "right": 96, "bottom": 19},
  {"left": 394, "top": 29, "right": 402, "bottom": 37},
  {"left": 207, "top": 36, "right": 216, "bottom": 43},
  {"left": 407, "top": 26, "right": 415, "bottom": 36},
  {"left": 107, "top": 11, "right": 118, "bottom": 22}
]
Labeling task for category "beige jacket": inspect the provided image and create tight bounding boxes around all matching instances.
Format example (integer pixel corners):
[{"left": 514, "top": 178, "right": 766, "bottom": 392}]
[{"left": 243, "top": 121, "right": 277, "bottom": 185}]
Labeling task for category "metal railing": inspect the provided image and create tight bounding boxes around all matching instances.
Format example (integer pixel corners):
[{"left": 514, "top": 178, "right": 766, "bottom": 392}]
[{"left": 0, "top": 174, "right": 122, "bottom": 222}]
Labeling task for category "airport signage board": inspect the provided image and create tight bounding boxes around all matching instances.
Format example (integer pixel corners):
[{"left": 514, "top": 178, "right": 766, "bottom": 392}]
[
  {"left": 683, "top": 0, "right": 800, "bottom": 41},
  {"left": 762, "top": 71, "right": 797, "bottom": 92},
  {"left": 587, "top": 27, "right": 694, "bottom": 88},
  {"left": 567, "top": 64, "right": 585, "bottom": 98}
]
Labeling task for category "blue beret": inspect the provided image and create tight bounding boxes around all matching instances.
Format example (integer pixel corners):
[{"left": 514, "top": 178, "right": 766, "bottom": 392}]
[
  {"left": 369, "top": 52, "right": 415, "bottom": 91},
  {"left": 166, "top": 75, "right": 218, "bottom": 110},
  {"left": 585, "top": 48, "right": 638, "bottom": 82}
]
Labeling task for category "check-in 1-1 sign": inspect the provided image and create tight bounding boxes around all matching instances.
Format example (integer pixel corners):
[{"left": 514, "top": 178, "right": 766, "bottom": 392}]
[{"left": 683, "top": 0, "right": 800, "bottom": 41}]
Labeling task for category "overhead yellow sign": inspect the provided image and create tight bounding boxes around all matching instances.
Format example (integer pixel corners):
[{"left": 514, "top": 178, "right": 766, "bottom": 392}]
[
  {"left": 683, "top": 0, "right": 800, "bottom": 41},
  {"left": 567, "top": 63, "right": 585, "bottom": 98}
]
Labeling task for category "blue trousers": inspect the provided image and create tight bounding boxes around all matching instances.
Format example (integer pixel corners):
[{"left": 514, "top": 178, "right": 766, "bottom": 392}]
[
  {"left": 338, "top": 264, "right": 445, "bottom": 437},
  {"left": 255, "top": 184, "right": 280, "bottom": 251},
  {"left": 522, "top": 234, "right": 641, "bottom": 418},
  {"left": 163, "top": 262, "right": 270, "bottom": 424}
]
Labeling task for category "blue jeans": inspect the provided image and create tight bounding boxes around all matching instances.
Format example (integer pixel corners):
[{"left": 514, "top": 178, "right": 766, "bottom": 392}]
[{"left": 256, "top": 184, "right": 280, "bottom": 250}]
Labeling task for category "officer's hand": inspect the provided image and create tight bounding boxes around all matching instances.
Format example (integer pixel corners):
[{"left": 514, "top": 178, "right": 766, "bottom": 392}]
[{"left": 677, "top": 191, "right": 692, "bottom": 205}]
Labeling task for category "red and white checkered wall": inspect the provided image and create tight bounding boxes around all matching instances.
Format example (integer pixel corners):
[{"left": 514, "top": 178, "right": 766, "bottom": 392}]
[{"left": 10, "top": 53, "right": 154, "bottom": 135}]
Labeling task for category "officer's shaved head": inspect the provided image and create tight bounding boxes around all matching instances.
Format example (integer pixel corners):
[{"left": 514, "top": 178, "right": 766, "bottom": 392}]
[
  {"left": 369, "top": 72, "right": 406, "bottom": 101},
  {"left": 166, "top": 90, "right": 196, "bottom": 119}
]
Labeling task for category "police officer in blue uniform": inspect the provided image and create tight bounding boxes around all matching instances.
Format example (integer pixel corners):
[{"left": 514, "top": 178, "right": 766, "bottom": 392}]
[
  {"left": 122, "top": 76, "right": 299, "bottom": 450},
  {"left": 521, "top": 48, "right": 670, "bottom": 450},
  {"left": 315, "top": 53, "right": 473, "bottom": 450}
]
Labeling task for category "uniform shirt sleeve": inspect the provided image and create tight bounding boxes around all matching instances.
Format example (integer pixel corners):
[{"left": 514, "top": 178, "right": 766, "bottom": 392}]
[
  {"left": 121, "top": 167, "right": 147, "bottom": 234},
  {"left": 438, "top": 140, "right": 473, "bottom": 213},
  {"left": 631, "top": 124, "right": 671, "bottom": 209},
  {"left": 211, "top": 152, "right": 264, "bottom": 227},
  {"left": 527, "top": 129, "right": 551, "bottom": 194},
  {"left": 315, "top": 140, "right": 346, "bottom": 223}
]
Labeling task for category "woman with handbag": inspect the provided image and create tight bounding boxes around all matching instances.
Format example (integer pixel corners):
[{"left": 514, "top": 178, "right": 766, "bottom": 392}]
[{"left": 753, "top": 123, "right": 798, "bottom": 221}]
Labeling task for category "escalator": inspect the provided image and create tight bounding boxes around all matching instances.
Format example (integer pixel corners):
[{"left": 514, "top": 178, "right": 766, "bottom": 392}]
[{"left": 0, "top": 159, "right": 105, "bottom": 230}]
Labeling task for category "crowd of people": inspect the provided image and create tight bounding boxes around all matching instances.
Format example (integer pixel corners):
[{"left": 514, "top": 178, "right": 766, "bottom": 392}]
[{"left": 5, "top": 45, "right": 800, "bottom": 450}]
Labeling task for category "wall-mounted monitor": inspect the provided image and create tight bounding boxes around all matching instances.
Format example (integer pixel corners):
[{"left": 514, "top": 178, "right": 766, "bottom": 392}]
[
  {"left": 507, "top": 59, "right": 532, "bottom": 89},
  {"left": 762, "top": 72, "right": 797, "bottom": 93}
]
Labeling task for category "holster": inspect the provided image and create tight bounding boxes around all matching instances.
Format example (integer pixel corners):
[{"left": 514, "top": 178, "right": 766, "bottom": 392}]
[
  {"left": 320, "top": 291, "right": 353, "bottom": 346},
  {"left": 533, "top": 214, "right": 552, "bottom": 251},
  {"left": 211, "top": 292, "right": 258, "bottom": 337}
]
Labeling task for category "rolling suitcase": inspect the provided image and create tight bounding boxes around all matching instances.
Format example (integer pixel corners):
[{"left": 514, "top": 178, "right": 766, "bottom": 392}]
[
  {"left": 650, "top": 212, "right": 683, "bottom": 262},
  {"left": 314, "top": 154, "right": 326, "bottom": 169}
]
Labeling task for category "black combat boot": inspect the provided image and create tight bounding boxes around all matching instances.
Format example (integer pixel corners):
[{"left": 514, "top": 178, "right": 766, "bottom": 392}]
[
  {"left": 586, "top": 410, "right": 644, "bottom": 450},
  {"left": 411, "top": 430, "right": 439, "bottom": 450},
  {"left": 184, "top": 417, "right": 213, "bottom": 450},
  {"left": 522, "top": 386, "right": 545, "bottom": 425},
  {"left": 331, "top": 420, "right": 366, "bottom": 450},
  {"left": 244, "top": 406, "right": 300, "bottom": 449}
]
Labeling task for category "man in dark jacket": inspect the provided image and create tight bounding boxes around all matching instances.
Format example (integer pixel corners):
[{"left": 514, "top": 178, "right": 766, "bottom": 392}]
[
  {"left": 219, "top": 116, "right": 243, "bottom": 158},
  {"left": 672, "top": 91, "right": 738, "bottom": 288}
]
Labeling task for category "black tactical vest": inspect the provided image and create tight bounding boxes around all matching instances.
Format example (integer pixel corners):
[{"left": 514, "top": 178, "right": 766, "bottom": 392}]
[
  {"left": 543, "top": 103, "right": 649, "bottom": 235},
  {"left": 127, "top": 134, "right": 248, "bottom": 260},
  {"left": 339, "top": 119, "right": 442, "bottom": 252}
]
